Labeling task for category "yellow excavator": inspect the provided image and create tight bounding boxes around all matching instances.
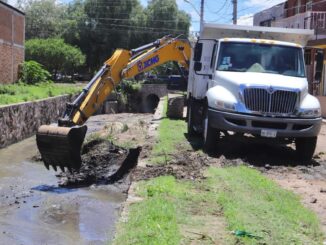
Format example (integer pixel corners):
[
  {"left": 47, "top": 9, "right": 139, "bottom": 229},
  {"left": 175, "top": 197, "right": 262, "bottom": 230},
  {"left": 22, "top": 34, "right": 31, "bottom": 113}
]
[{"left": 36, "top": 36, "right": 191, "bottom": 172}]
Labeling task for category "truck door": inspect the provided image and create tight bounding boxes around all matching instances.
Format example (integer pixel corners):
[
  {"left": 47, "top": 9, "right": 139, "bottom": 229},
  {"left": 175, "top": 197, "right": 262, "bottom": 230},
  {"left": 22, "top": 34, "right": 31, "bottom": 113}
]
[{"left": 190, "top": 39, "right": 218, "bottom": 99}]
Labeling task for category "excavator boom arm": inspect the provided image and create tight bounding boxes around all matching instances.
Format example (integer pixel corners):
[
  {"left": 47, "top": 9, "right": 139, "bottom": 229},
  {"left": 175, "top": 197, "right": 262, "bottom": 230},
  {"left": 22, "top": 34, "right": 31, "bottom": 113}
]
[
  {"left": 71, "top": 36, "right": 191, "bottom": 125},
  {"left": 36, "top": 36, "right": 192, "bottom": 172}
]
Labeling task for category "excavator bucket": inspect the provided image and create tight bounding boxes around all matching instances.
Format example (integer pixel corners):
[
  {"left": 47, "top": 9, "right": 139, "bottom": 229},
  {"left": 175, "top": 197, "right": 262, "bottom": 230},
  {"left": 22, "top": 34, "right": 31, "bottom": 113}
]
[{"left": 36, "top": 125, "right": 88, "bottom": 172}]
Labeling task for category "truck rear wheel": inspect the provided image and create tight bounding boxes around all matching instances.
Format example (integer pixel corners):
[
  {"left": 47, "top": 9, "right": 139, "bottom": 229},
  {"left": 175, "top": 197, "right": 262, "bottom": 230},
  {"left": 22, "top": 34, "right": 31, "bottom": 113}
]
[
  {"left": 295, "top": 137, "right": 317, "bottom": 162},
  {"left": 202, "top": 108, "right": 219, "bottom": 152}
]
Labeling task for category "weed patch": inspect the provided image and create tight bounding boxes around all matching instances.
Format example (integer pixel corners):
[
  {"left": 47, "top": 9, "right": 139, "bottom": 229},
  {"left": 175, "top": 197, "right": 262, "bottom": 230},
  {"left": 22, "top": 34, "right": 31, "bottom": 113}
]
[
  {"left": 150, "top": 98, "right": 188, "bottom": 164},
  {"left": 0, "top": 83, "right": 82, "bottom": 105}
]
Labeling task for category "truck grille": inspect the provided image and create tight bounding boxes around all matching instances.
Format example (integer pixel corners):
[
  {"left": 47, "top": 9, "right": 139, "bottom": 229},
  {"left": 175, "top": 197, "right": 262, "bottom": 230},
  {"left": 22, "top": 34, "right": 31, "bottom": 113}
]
[{"left": 243, "top": 88, "right": 298, "bottom": 115}]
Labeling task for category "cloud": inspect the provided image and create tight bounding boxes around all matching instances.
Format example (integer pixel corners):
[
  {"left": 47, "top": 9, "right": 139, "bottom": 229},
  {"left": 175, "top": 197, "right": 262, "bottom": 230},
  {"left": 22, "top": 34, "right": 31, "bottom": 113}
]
[{"left": 237, "top": 14, "right": 254, "bottom": 26}]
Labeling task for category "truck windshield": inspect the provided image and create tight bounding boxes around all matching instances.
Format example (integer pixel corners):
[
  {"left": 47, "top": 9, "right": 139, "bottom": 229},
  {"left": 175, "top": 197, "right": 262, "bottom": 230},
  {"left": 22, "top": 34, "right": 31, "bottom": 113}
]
[{"left": 217, "top": 42, "right": 305, "bottom": 77}]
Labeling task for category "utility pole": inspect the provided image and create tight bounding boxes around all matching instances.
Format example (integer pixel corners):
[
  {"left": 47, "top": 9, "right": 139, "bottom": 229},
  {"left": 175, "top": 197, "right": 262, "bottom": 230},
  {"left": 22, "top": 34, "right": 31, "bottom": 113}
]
[
  {"left": 200, "top": 0, "right": 204, "bottom": 32},
  {"left": 232, "top": 0, "right": 237, "bottom": 25}
]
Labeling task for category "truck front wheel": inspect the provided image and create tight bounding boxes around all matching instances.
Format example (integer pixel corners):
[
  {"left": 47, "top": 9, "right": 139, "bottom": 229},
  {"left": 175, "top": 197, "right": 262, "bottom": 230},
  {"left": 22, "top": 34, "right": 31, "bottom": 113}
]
[
  {"left": 202, "top": 108, "right": 219, "bottom": 152},
  {"left": 295, "top": 137, "right": 317, "bottom": 162},
  {"left": 187, "top": 100, "right": 196, "bottom": 136}
]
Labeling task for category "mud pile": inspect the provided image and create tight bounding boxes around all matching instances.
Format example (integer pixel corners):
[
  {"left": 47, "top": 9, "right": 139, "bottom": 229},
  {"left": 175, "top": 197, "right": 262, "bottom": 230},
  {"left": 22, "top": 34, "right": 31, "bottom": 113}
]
[
  {"left": 57, "top": 139, "right": 141, "bottom": 188},
  {"left": 133, "top": 151, "right": 210, "bottom": 181}
]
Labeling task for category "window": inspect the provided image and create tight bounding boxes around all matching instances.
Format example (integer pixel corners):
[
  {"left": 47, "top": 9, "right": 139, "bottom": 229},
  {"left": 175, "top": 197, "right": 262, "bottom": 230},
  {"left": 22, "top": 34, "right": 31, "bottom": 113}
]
[
  {"left": 306, "top": 0, "right": 312, "bottom": 11},
  {"left": 217, "top": 42, "right": 306, "bottom": 78}
]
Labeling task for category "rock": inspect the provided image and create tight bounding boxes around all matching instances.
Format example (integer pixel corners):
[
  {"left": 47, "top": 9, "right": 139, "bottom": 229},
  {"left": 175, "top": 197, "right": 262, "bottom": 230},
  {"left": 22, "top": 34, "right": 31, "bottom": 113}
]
[
  {"left": 265, "top": 164, "right": 272, "bottom": 170},
  {"left": 320, "top": 188, "right": 326, "bottom": 193},
  {"left": 310, "top": 198, "right": 317, "bottom": 203}
]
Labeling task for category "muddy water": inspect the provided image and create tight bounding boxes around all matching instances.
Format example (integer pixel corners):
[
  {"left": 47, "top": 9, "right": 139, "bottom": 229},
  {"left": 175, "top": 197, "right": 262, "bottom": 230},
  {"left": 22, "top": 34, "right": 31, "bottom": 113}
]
[{"left": 0, "top": 137, "right": 125, "bottom": 245}]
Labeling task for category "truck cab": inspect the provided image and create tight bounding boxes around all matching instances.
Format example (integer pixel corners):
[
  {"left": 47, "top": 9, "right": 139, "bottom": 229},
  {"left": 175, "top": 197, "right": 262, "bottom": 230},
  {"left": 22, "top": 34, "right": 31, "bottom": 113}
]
[{"left": 187, "top": 24, "right": 322, "bottom": 161}]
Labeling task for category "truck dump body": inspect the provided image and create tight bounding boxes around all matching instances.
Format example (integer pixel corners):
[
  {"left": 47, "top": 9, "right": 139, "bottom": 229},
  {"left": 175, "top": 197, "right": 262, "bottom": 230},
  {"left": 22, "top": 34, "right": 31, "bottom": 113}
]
[{"left": 201, "top": 23, "right": 314, "bottom": 46}]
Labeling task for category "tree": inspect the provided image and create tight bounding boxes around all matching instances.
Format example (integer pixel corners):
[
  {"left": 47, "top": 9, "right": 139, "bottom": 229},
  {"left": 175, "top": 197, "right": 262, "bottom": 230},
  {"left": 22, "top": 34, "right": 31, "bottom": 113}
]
[
  {"left": 25, "top": 38, "right": 86, "bottom": 79},
  {"left": 21, "top": 0, "right": 191, "bottom": 73},
  {"left": 144, "top": 0, "right": 191, "bottom": 41},
  {"left": 23, "top": 0, "right": 68, "bottom": 39}
]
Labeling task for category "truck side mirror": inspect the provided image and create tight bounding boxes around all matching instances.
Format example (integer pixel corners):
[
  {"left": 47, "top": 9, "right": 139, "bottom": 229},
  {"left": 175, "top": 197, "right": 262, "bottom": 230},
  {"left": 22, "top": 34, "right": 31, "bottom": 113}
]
[
  {"left": 194, "top": 62, "right": 202, "bottom": 71},
  {"left": 194, "top": 43, "right": 203, "bottom": 62}
]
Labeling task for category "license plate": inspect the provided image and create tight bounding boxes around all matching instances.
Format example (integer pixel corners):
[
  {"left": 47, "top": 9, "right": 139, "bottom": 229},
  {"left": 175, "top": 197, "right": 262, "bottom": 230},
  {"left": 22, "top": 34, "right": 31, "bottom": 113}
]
[{"left": 261, "top": 129, "right": 277, "bottom": 138}]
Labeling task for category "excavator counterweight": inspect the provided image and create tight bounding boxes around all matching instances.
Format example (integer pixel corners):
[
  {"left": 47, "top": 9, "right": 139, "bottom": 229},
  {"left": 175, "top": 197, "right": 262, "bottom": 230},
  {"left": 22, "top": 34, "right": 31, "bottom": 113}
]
[{"left": 36, "top": 36, "right": 191, "bottom": 172}]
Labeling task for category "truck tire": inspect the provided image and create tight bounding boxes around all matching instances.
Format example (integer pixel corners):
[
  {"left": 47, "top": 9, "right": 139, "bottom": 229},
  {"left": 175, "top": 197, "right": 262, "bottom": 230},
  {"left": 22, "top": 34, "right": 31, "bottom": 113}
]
[
  {"left": 202, "top": 107, "right": 219, "bottom": 152},
  {"left": 167, "top": 96, "right": 184, "bottom": 119},
  {"left": 187, "top": 99, "right": 196, "bottom": 136},
  {"left": 295, "top": 137, "right": 317, "bottom": 162}
]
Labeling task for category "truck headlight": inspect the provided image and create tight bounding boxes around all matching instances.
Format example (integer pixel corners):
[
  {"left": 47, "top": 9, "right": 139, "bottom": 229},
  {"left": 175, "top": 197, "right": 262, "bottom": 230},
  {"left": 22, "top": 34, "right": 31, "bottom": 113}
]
[
  {"left": 299, "top": 108, "right": 321, "bottom": 118},
  {"left": 215, "top": 100, "right": 236, "bottom": 111}
]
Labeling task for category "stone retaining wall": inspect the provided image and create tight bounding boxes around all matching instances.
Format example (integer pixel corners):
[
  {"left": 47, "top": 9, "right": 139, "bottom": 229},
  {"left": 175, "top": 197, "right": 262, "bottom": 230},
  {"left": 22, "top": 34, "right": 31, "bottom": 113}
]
[{"left": 0, "top": 94, "right": 74, "bottom": 148}]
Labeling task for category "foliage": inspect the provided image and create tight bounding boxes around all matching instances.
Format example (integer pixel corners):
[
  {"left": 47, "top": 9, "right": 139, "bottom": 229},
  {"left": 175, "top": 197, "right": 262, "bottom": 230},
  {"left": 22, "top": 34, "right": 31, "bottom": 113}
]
[
  {"left": 25, "top": 38, "right": 85, "bottom": 79},
  {"left": 18, "top": 0, "right": 190, "bottom": 72},
  {"left": 0, "top": 83, "right": 82, "bottom": 105},
  {"left": 18, "top": 61, "right": 51, "bottom": 84},
  {"left": 22, "top": 0, "right": 68, "bottom": 39},
  {"left": 120, "top": 79, "right": 142, "bottom": 94}
]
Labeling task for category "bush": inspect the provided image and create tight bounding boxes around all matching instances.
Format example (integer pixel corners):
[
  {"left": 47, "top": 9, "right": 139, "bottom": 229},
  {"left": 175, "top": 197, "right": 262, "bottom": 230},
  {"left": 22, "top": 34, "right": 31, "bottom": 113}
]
[
  {"left": 18, "top": 61, "right": 51, "bottom": 84},
  {"left": 120, "top": 79, "right": 142, "bottom": 94},
  {"left": 25, "top": 38, "right": 86, "bottom": 80}
]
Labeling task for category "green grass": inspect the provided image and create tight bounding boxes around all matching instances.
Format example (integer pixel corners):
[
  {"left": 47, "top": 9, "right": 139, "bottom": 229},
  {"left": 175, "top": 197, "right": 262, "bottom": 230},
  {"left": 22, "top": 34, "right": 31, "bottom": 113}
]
[
  {"left": 113, "top": 168, "right": 324, "bottom": 245},
  {"left": 150, "top": 97, "right": 188, "bottom": 164},
  {"left": 113, "top": 177, "right": 182, "bottom": 245},
  {"left": 0, "top": 82, "right": 82, "bottom": 105},
  {"left": 207, "top": 165, "right": 324, "bottom": 244}
]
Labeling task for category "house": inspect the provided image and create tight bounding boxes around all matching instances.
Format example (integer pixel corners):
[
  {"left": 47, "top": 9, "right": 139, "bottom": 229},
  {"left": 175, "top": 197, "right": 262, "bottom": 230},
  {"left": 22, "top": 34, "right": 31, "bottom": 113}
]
[
  {"left": 0, "top": 1, "right": 25, "bottom": 84},
  {"left": 253, "top": 2, "right": 286, "bottom": 27}
]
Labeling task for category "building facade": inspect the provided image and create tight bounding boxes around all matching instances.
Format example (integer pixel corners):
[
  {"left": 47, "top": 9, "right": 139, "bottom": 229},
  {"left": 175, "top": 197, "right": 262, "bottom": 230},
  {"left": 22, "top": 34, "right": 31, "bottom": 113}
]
[
  {"left": 0, "top": 1, "right": 25, "bottom": 84},
  {"left": 253, "top": 3, "right": 286, "bottom": 27}
]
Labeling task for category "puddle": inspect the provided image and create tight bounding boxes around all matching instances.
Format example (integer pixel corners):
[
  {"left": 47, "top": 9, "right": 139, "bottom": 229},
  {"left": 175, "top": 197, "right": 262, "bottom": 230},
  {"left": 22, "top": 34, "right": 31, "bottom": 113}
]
[{"left": 0, "top": 137, "right": 126, "bottom": 245}]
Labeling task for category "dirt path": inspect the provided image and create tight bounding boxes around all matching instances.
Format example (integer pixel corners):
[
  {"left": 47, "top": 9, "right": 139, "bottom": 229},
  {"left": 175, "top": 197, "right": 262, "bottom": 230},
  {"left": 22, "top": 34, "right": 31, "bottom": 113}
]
[
  {"left": 0, "top": 113, "right": 152, "bottom": 245},
  {"left": 264, "top": 124, "right": 326, "bottom": 235}
]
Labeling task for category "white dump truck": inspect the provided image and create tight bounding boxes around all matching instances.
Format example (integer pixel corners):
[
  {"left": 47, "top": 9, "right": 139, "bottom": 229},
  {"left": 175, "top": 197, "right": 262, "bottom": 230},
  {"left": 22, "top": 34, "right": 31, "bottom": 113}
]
[{"left": 187, "top": 23, "right": 322, "bottom": 161}]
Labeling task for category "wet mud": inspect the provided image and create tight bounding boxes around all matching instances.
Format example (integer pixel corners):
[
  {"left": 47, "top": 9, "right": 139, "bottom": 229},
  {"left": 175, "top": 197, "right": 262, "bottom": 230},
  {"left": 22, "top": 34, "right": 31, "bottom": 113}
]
[
  {"left": 133, "top": 151, "right": 210, "bottom": 181},
  {"left": 57, "top": 139, "right": 141, "bottom": 188}
]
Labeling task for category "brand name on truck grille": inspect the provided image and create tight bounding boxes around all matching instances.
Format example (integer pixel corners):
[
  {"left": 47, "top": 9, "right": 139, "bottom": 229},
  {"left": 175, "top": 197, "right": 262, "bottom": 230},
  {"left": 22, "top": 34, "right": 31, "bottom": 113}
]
[{"left": 137, "top": 55, "right": 160, "bottom": 72}]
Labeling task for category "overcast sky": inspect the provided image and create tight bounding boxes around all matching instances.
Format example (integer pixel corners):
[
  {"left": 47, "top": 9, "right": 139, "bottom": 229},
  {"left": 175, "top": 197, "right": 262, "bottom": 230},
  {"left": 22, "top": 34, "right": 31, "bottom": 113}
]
[{"left": 8, "top": 0, "right": 286, "bottom": 31}]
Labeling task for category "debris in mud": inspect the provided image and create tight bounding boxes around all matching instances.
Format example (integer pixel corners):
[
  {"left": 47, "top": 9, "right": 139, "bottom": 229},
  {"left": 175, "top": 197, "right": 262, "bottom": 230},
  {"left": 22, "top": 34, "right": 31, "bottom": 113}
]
[
  {"left": 57, "top": 139, "right": 141, "bottom": 188},
  {"left": 132, "top": 152, "right": 210, "bottom": 181}
]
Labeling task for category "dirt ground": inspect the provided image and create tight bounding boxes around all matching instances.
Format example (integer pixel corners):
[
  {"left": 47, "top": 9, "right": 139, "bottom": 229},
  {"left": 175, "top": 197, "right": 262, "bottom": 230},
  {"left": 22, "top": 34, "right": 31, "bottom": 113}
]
[{"left": 132, "top": 105, "right": 326, "bottom": 237}]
